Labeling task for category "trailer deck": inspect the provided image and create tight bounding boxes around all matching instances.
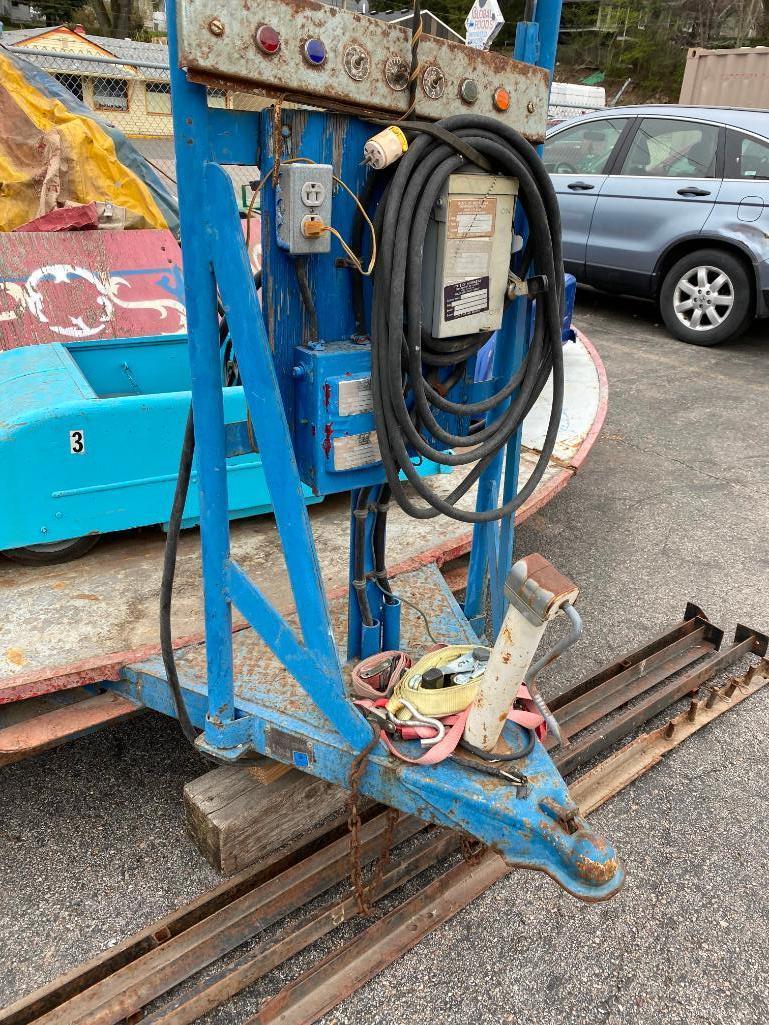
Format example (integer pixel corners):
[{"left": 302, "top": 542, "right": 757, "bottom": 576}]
[{"left": 0, "top": 331, "right": 606, "bottom": 710}]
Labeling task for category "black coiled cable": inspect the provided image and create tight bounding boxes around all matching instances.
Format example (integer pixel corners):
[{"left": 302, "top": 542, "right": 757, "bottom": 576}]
[{"left": 370, "top": 114, "right": 565, "bottom": 523}]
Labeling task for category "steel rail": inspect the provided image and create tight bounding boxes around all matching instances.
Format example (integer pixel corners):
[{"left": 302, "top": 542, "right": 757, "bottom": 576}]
[
  {"left": 553, "top": 626, "right": 767, "bottom": 776},
  {"left": 550, "top": 623, "right": 721, "bottom": 740},
  {"left": 141, "top": 829, "right": 461, "bottom": 1025},
  {"left": 39, "top": 813, "right": 423, "bottom": 1025},
  {"left": 0, "top": 811, "right": 421, "bottom": 1025},
  {"left": 248, "top": 853, "right": 509, "bottom": 1025}
]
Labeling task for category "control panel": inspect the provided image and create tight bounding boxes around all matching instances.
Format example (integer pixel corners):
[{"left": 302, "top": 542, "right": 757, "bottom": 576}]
[
  {"left": 177, "top": 0, "right": 550, "bottom": 140},
  {"left": 423, "top": 173, "right": 518, "bottom": 338}
]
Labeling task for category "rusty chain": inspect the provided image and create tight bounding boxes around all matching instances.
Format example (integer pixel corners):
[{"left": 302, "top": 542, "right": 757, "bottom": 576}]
[
  {"left": 460, "top": 833, "right": 487, "bottom": 866},
  {"left": 347, "top": 728, "right": 400, "bottom": 916}
]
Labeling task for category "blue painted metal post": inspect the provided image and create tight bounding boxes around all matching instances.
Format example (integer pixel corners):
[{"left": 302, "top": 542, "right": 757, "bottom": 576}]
[
  {"left": 534, "top": 0, "right": 564, "bottom": 84},
  {"left": 464, "top": 3, "right": 561, "bottom": 638},
  {"left": 167, "top": 0, "right": 235, "bottom": 729}
]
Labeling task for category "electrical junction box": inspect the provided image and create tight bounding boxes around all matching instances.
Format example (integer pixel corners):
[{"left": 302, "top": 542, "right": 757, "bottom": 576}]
[
  {"left": 293, "top": 341, "right": 386, "bottom": 495},
  {"left": 276, "top": 163, "right": 333, "bottom": 255},
  {"left": 422, "top": 173, "right": 518, "bottom": 339}
]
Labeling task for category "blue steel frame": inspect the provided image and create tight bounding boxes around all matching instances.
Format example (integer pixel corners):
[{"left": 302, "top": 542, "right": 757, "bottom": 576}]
[
  {"left": 168, "top": 10, "right": 369, "bottom": 750},
  {"left": 159, "top": 0, "right": 625, "bottom": 899},
  {"left": 169, "top": 1, "right": 563, "bottom": 745}
]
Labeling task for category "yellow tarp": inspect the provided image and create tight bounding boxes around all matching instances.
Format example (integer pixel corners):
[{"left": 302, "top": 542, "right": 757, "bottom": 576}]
[{"left": 0, "top": 52, "right": 168, "bottom": 232}]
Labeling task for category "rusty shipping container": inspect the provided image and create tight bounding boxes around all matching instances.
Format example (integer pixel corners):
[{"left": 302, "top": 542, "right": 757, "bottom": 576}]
[{"left": 680, "top": 46, "right": 769, "bottom": 109}]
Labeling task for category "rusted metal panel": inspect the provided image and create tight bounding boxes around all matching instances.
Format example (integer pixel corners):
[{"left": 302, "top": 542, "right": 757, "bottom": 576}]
[
  {"left": 177, "top": 0, "right": 550, "bottom": 139},
  {"left": 0, "top": 229, "right": 186, "bottom": 350},
  {"left": 0, "top": 690, "right": 140, "bottom": 767},
  {"left": 680, "top": 46, "right": 769, "bottom": 109},
  {"left": 0, "top": 333, "right": 607, "bottom": 703}
]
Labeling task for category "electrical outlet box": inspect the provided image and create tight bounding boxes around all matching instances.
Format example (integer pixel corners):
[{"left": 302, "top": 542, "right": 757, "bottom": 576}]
[
  {"left": 276, "top": 163, "right": 333, "bottom": 255},
  {"left": 293, "top": 341, "right": 386, "bottom": 495},
  {"left": 422, "top": 173, "right": 518, "bottom": 339}
]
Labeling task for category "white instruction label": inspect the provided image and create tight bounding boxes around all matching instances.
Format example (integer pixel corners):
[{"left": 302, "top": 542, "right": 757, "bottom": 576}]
[
  {"left": 333, "top": 431, "right": 381, "bottom": 471},
  {"left": 445, "top": 238, "right": 491, "bottom": 278},
  {"left": 338, "top": 377, "right": 373, "bottom": 417}
]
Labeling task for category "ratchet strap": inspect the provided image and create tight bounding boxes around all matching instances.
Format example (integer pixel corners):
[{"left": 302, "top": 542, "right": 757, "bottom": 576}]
[
  {"left": 354, "top": 685, "right": 545, "bottom": 767},
  {"left": 350, "top": 650, "right": 412, "bottom": 700},
  {"left": 387, "top": 644, "right": 480, "bottom": 719}
]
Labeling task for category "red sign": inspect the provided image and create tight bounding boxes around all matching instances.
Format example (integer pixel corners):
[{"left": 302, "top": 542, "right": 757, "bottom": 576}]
[{"left": 0, "top": 229, "right": 186, "bottom": 350}]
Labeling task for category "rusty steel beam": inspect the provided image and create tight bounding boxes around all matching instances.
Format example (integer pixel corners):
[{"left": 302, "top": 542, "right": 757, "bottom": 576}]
[
  {"left": 549, "top": 607, "right": 721, "bottom": 713},
  {"left": 550, "top": 621, "right": 722, "bottom": 741},
  {"left": 141, "top": 829, "right": 460, "bottom": 1025},
  {"left": 34, "top": 814, "right": 423, "bottom": 1025},
  {"left": 554, "top": 626, "right": 767, "bottom": 777},
  {"left": 570, "top": 658, "right": 769, "bottom": 814},
  {"left": 0, "top": 811, "right": 374, "bottom": 1025},
  {"left": 0, "top": 810, "right": 418, "bottom": 1025},
  {"left": 248, "top": 853, "right": 509, "bottom": 1025}
]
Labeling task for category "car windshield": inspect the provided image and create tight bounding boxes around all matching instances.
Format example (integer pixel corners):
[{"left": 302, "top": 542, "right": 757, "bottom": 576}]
[{"left": 543, "top": 119, "right": 626, "bottom": 176}]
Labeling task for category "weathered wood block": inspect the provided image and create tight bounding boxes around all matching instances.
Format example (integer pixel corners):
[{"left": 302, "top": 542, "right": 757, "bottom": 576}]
[{"left": 183, "top": 759, "right": 350, "bottom": 874}]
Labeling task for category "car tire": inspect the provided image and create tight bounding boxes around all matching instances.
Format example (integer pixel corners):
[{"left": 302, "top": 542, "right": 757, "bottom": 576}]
[
  {"left": 660, "top": 248, "right": 754, "bottom": 346},
  {"left": 3, "top": 535, "right": 100, "bottom": 566}
]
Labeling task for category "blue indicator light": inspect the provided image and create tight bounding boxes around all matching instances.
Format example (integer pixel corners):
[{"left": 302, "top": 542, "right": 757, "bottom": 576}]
[{"left": 303, "top": 39, "right": 327, "bottom": 66}]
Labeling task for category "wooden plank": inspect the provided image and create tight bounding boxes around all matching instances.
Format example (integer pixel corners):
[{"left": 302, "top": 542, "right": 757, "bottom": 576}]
[
  {"left": 0, "top": 690, "right": 141, "bottom": 767},
  {"left": 570, "top": 659, "right": 769, "bottom": 815},
  {"left": 183, "top": 765, "right": 353, "bottom": 875},
  {"left": 247, "top": 757, "right": 293, "bottom": 785}
]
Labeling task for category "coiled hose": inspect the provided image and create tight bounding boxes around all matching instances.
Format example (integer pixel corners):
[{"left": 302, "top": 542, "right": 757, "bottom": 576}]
[{"left": 370, "top": 114, "right": 565, "bottom": 523}]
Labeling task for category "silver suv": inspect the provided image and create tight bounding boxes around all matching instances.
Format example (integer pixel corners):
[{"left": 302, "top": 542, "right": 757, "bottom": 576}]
[{"left": 543, "top": 105, "right": 769, "bottom": 345}]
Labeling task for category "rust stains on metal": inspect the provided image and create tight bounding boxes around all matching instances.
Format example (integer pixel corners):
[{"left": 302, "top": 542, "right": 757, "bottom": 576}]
[{"left": 574, "top": 852, "right": 620, "bottom": 887}]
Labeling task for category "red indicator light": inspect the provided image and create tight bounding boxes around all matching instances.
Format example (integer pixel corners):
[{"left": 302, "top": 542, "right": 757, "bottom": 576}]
[{"left": 256, "top": 25, "right": 281, "bottom": 55}]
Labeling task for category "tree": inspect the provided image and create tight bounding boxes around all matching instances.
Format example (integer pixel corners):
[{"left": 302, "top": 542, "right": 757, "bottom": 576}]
[
  {"left": 34, "top": 0, "right": 82, "bottom": 24},
  {"left": 74, "top": 0, "right": 141, "bottom": 37}
]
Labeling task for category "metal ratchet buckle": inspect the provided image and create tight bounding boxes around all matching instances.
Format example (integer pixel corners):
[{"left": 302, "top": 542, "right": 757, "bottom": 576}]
[{"left": 364, "top": 706, "right": 396, "bottom": 734}]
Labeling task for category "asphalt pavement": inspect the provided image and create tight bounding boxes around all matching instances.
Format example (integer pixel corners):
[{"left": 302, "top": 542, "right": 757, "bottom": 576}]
[{"left": 1, "top": 291, "right": 767, "bottom": 1024}]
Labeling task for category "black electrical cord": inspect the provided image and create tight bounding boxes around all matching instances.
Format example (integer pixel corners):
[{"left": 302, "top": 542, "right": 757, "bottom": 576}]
[
  {"left": 459, "top": 725, "right": 536, "bottom": 762},
  {"left": 352, "top": 487, "right": 374, "bottom": 626},
  {"left": 160, "top": 404, "right": 198, "bottom": 746},
  {"left": 372, "top": 483, "right": 391, "bottom": 595},
  {"left": 294, "top": 257, "right": 319, "bottom": 343},
  {"left": 370, "top": 114, "right": 565, "bottom": 523},
  {"left": 220, "top": 270, "right": 261, "bottom": 386}
]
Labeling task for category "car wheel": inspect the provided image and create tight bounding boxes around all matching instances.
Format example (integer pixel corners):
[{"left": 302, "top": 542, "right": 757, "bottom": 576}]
[
  {"left": 4, "top": 535, "right": 100, "bottom": 566},
  {"left": 660, "top": 249, "right": 753, "bottom": 346}
]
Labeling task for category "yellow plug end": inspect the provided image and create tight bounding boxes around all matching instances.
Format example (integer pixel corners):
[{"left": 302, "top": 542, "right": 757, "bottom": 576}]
[{"left": 301, "top": 215, "right": 326, "bottom": 239}]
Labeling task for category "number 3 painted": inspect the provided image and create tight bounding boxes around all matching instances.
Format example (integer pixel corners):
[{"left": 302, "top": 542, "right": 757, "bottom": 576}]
[{"left": 69, "top": 429, "right": 85, "bottom": 454}]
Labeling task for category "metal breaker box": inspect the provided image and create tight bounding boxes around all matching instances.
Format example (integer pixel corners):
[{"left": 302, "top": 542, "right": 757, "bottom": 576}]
[
  {"left": 423, "top": 173, "right": 518, "bottom": 339},
  {"left": 293, "top": 341, "right": 386, "bottom": 495}
]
